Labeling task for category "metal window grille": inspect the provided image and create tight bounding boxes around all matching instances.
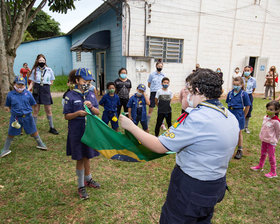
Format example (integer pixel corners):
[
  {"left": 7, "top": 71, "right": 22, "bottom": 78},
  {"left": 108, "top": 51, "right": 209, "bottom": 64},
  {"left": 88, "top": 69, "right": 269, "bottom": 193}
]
[
  {"left": 146, "top": 36, "right": 183, "bottom": 63},
  {"left": 76, "top": 51, "right": 81, "bottom": 62}
]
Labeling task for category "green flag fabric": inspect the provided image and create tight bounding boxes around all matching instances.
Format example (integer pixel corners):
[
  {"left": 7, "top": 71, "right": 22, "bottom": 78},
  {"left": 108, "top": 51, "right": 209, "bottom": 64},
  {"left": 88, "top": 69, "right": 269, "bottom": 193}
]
[{"left": 81, "top": 107, "right": 173, "bottom": 162}]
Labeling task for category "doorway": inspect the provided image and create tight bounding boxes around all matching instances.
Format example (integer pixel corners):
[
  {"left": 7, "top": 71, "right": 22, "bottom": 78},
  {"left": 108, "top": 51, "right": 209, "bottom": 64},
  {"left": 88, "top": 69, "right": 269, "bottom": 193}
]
[
  {"left": 249, "top": 57, "right": 257, "bottom": 76},
  {"left": 96, "top": 51, "right": 106, "bottom": 96}
]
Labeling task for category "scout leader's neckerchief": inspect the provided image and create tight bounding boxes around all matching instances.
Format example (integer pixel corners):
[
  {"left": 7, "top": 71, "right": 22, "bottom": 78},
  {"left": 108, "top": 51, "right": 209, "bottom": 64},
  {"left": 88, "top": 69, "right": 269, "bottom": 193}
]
[
  {"left": 199, "top": 99, "right": 228, "bottom": 118},
  {"left": 267, "top": 115, "right": 280, "bottom": 123}
]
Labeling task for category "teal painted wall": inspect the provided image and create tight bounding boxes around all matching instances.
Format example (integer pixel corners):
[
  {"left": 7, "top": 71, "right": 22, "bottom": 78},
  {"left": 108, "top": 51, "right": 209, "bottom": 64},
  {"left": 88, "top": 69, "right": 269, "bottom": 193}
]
[
  {"left": 14, "top": 35, "right": 72, "bottom": 76},
  {"left": 71, "top": 7, "right": 126, "bottom": 83}
]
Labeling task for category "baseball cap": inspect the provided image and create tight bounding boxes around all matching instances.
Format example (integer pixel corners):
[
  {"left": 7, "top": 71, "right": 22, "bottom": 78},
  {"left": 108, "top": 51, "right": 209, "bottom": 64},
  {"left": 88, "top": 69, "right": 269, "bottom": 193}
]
[
  {"left": 75, "top": 68, "right": 95, "bottom": 81},
  {"left": 14, "top": 76, "right": 25, "bottom": 85},
  {"left": 137, "top": 84, "right": 146, "bottom": 91}
]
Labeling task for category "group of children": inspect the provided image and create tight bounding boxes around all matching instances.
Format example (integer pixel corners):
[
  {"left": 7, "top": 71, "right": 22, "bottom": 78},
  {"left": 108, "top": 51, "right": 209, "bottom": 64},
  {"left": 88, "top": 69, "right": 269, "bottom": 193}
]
[{"left": 1, "top": 65, "right": 279, "bottom": 201}]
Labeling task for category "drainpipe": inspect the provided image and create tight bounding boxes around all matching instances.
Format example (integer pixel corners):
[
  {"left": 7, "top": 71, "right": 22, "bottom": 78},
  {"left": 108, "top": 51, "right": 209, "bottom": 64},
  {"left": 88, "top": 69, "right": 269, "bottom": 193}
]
[
  {"left": 124, "top": 0, "right": 131, "bottom": 56},
  {"left": 144, "top": 1, "right": 147, "bottom": 57},
  {"left": 195, "top": 0, "right": 202, "bottom": 64},
  {"left": 227, "top": 0, "right": 238, "bottom": 92}
]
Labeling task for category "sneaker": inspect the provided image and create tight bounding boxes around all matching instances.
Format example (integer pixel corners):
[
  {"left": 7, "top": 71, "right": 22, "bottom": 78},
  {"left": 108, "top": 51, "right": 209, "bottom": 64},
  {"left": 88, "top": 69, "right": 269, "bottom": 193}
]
[
  {"left": 234, "top": 149, "right": 243, "bottom": 159},
  {"left": 264, "top": 172, "right": 278, "bottom": 178},
  {"left": 36, "top": 144, "right": 48, "bottom": 151},
  {"left": 78, "top": 186, "right": 89, "bottom": 200},
  {"left": 161, "top": 124, "right": 167, "bottom": 131},
  {"left": 49, "top": 128, "right": 59, "bottom": 135},
  {"left": 0, "top": 149, "right": 11, "bottom": 158},
  {"left": 250, "top": 166, "right": 263, "bottom": 171},
  {"left": 245, "top": 128, "right": 250, "bottom": 134},
  {"left": 84, "top": 179, "right": 100, "bottom": 188}
]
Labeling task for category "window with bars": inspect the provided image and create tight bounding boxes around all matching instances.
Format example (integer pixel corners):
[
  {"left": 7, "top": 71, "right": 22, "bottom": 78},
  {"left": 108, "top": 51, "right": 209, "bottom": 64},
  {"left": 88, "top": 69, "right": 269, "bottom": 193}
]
[
  {"left": 146, "top": 36, "right": 183, "bottom": 63},
  {"left": 76, "top": 51, "right": 81, "bottom": 62}
]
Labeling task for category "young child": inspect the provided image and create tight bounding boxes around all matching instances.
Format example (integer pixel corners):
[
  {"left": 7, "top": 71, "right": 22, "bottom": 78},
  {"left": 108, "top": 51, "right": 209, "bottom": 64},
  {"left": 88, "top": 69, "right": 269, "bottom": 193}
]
[
  {"left": 127, "top": 84, "right": 150, "bottom": 132},
  {"left": 63, "top": 68, "right": 100, "bottom": 200},
  {"left": 179, "top": 73, "right": 197, "bottom": 113},
  {"left": 0, "top": 76, "right": 47, "bottom": 158},
  {"left": 250, "top": 101, "right": 280, "bottom": 178},
  {"left": 155, "top": 77, "right": 173, "bottom": 137},
  {"left": 99, "top": 82, "right": 120, "bottom": 131},
  {"left": 226, "top": 77, "right": 251, "bottom": 159}
]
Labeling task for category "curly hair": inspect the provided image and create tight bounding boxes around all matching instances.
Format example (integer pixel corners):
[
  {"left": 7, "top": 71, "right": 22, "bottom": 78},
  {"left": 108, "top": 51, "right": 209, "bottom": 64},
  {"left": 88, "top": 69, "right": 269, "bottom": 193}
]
[{"left": 190, "top": 68, "right": 223, "bottom": 99}]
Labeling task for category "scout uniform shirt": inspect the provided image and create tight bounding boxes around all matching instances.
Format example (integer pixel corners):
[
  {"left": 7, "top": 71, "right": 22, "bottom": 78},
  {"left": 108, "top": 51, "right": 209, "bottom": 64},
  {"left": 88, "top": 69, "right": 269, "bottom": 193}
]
[
  {"left": 159, "top": 100, "right": 239, "bottom": 181},
  {"left": 29, "top": 67, "right": 55, "bottom": 85},
  {"left": 147, "top": 71, "right": 165, "bottom": 92},
  {"left": 243, "top": 77, "right": 256, "bottom": 94}
]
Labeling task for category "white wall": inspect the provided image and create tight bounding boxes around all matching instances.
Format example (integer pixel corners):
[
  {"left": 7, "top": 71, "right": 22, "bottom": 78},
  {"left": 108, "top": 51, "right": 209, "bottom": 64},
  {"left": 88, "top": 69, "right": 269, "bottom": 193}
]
[{"left": 124, "top": 0, "right": 280, "bottom": 96}]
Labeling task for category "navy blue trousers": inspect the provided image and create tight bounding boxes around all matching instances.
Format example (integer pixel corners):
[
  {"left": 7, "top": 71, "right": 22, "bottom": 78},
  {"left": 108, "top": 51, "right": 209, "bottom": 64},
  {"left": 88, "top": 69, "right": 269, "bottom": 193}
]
[{"left": 160, "top": 165, "right": 227, "bottom": 224}]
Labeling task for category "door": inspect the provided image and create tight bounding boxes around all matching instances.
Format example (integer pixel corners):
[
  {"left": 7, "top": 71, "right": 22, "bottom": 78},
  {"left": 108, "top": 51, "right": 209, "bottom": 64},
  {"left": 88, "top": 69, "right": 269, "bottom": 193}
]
[
  {"left": 255, "top": 57, "right": 269, "bottom": 93},
  {"left": 96, "top": 51, "right": 106, "bottom": 95}
]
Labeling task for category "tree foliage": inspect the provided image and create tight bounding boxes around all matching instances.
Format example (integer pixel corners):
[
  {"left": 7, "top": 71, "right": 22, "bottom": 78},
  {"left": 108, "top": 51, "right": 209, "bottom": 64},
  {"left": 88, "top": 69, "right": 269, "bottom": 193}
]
[
  {"left": 26, "top": 9, "right": 62, "bottom": 40},
  {"left": 0, "top": 0, "right": 77, "bottom": 106}
]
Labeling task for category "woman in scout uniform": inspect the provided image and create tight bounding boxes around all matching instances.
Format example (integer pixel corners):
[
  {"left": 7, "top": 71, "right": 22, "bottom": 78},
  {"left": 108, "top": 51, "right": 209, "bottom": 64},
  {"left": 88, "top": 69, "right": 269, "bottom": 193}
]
[
  {"left": 119, "top": 69, "right": 239, "bottom": 223},
  {"left": 63, "top": 68, "right": 100, "bottom": 200},
  {"left": 28, "top": 54, "right": 58, "bottom": 135},
  {"left": 0, "top": 76, "right": 47, "bottom": 158},
  {"left": 242, "top": 65, "right": 257, "bottom": 134}
]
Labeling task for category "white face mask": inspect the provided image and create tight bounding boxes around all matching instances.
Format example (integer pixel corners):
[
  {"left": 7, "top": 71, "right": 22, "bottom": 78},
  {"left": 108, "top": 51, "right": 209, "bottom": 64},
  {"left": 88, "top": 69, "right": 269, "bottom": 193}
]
[
  {"left": 14, "top": 85, "right": 25, "bottom": 92},
  {"left": 187, "top": 94, "right": 194, "bottom": 108}
]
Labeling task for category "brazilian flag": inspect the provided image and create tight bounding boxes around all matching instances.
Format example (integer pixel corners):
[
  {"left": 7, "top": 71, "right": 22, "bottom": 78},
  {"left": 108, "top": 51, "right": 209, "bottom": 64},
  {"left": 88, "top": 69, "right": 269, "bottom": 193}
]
[{"left": 81, "top": 107, "right": 173, "bottom": 162}]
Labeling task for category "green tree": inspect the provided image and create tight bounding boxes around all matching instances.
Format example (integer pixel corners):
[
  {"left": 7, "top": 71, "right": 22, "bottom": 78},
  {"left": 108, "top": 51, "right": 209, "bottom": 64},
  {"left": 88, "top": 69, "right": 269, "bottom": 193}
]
[
  {"left": 0, "top": 0, "right": 76, "bottom": 106},
  {"left": 27, "top": 9, "right": 62, "bottom": 40}
]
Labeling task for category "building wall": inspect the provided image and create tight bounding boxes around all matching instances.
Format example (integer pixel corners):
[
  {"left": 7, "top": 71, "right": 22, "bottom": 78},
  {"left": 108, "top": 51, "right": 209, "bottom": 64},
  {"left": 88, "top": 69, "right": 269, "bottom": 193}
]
[
  {"left": 71, "top": 7, "right": 126, "bottom": 84},
  {"left": 14, "top": 35, "right": 72, "bottom": 76},
  {"left": 125, "top": 0, "right": 280, "bottom": 95}
]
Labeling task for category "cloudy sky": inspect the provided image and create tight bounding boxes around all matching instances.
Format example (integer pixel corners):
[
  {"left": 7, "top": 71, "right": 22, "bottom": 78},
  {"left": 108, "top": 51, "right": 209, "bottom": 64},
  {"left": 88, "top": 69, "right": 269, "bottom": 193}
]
[{"left": 41, "top": 0, "right": 104, "bottom": 33}]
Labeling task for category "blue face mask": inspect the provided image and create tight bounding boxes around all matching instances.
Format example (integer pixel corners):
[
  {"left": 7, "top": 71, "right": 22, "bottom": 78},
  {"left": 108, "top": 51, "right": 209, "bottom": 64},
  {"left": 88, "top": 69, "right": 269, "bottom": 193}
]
[
  {"left": 120, "top": 73, "right": 127, "bottom": 79},
  {"left": 233, "top": 85, "right": 241, "bottom": 91},
  {"left": 136, "top": 92, "right": 142, "bottom": 97},
  {"left": 244, "top": 71, "right": 250, "bottom": 77},
  {"left": 162, "top": 84, "right": 169, "bottom": 89},
  {"left": 217, "top": 70, "right": 221, "bottom": 73}
]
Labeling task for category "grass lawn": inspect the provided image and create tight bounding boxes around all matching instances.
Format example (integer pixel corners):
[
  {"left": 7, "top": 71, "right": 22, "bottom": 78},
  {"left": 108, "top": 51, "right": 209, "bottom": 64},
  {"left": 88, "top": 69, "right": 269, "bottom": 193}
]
[{"left": 0, "top": 96, "right": 279, "bottom": 223}]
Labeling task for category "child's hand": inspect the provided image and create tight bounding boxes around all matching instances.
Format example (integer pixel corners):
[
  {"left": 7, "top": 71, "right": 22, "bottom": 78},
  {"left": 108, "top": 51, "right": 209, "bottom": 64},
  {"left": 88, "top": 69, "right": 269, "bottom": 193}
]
[
  {"left": 84, "top": 100, "right": 92, "bottom": 108},
  {"left": 119, "top": 114, "right": 135, "bottom": 131},
  {"left": 78, "top": 110, "right": 88, "bottom": 117}
]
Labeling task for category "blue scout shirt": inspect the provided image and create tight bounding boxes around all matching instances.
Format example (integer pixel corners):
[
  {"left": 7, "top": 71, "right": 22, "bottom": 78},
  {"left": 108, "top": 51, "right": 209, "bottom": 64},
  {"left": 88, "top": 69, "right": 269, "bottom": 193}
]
[
  {"left": 29, "top": 67, "right": 55, "bottom": 85},
  {"left": 5, "top": 89, "right": 36, "bottom": 116},
  {"left": 99, "top": 93, "right": 120, "bottom": 112},
  {"left": 226, "top": 90, "right": 251, "bottom": 109},
  {"left": 127, "top": 94, "right": 147, "bottom": 122},
  {"left": 159, "top": 100, "right": 239, "bottom": 181},
  {"left": 147, "top": 71, "right": 165, "bottom": 92},
  {"left": 63, "top": 90, "right": 98, "bottom": 120},
  {"left": 242, "top": 77, "right": 256, "bottom": 94}
]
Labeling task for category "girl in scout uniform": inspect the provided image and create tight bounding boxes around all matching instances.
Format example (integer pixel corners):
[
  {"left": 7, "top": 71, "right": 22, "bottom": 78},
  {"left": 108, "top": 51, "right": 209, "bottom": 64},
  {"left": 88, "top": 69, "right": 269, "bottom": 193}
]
[
  {"left": 0, "top": 76, "right": 47, "bottom": 158},
  {"left": 119, "top": 69, "right": 239, "bottom": 223},
  {"left": 242, "top": 66, "right": 257, "bottom": 134},
  {"left": 63, "top": 68, "right": 100, "bottom": 200},
  {"left": 226, "top": 77, "right": 251, "bottom": 159},
  {"left": 28, "top": 54, "right": 58, "bottom": 135}
]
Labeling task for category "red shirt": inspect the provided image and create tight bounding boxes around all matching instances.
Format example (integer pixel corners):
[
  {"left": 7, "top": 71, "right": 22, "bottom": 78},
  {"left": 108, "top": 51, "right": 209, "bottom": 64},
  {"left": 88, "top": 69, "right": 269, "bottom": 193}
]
[{"left": 20, "top": 68, "right": 30, "bottom": 78}]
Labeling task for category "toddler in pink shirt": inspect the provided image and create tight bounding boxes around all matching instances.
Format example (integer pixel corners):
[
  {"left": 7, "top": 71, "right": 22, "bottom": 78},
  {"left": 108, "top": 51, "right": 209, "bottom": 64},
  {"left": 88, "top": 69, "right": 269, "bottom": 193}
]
[{"left": 251, "top": 101, "right": 280, "bottom": 178}]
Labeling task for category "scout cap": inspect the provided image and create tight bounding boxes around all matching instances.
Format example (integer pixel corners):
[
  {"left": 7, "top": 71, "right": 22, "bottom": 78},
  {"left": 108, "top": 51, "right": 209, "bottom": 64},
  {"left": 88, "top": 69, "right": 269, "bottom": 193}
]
[
  {"left": 137, "top": 84, "right": 146, "bottom": 91},
  {"left": 75, "top": 68, "right": 95, "bottom": 81},
  {"left": 14, "top": 76, "right": 25, "bottom": 85}
]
